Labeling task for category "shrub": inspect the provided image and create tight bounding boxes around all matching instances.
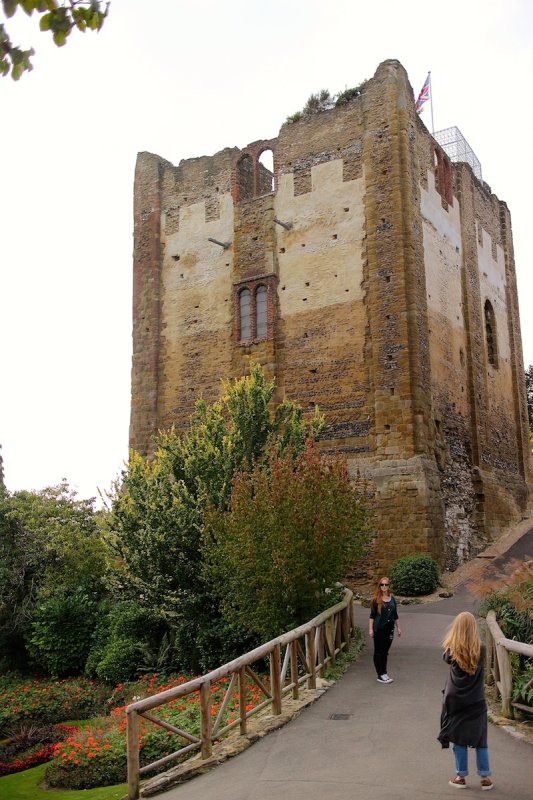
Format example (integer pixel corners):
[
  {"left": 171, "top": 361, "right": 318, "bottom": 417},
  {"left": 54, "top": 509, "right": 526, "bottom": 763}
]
[
  {"left": 206, "top": 439, "right": 370, "bottom": 639},
  {"left": 285, "top": 110, "right": 303, "bottom": 125},
  {"left": 513, "top": 666, "right": 533, "bottom": 709},
  {"left": 390, "top": 554, "right": 439, "bottom": 596},
  {"left": 0, "top": 675, "right": 108, "bottom": 734},
  {"left": 335, "top": 81, "right": 368, "bottom": 106},
  {"left": 477, "top": 558, "right": 533, "bottom": 645},
  {"left": 85, "top": 600, "right": 171, "bottom": 683},
  {"left": 0, "top": 722, "right": 77, "bottom": 776},
  {"left": 28, "top": 587, "right": 102, "bottom": 677}
]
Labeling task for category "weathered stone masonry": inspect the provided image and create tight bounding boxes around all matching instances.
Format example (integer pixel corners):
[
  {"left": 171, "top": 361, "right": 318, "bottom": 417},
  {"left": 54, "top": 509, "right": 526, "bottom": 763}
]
[{"left": 130, "top": 59, "right": 532, "bottom": 574}]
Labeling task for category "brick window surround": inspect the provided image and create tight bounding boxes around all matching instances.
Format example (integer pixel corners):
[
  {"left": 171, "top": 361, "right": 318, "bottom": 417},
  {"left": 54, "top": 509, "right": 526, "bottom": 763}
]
[{"left": 233, "top": 274, "right": 277, "bottom": 344}]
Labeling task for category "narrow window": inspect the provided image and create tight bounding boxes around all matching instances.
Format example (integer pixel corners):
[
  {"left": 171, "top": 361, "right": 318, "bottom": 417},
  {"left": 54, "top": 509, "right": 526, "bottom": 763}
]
[
  {"left": 256, "top": 285, "right": 267, "bottom": 338},
  {"left": 237, "top": 154, "right": 254, "bottom": 202},
  {"left": 257, "top": 149, "right": 274, "bottom": 195},
  {"left": 239, "top": 288, "right": 251, "bottom": 341},
  {"left": 484, "top": 299, "right": 498, "bottom": 367}
]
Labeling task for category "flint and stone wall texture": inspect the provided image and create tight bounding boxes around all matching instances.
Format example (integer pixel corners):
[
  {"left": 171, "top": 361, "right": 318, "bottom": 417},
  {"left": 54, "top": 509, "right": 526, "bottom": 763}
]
[{"left": 130, "top": 59, "right": 532, "bottom": 575}]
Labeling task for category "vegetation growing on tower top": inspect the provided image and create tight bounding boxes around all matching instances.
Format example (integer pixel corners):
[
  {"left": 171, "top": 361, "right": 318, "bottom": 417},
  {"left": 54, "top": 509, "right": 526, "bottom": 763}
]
[{"left": 285, "top": 80, "right": 368, "bottom": 124}]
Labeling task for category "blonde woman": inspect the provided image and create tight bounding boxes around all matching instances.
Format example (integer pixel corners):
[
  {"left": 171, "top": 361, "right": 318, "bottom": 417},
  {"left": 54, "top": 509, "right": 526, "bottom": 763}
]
[
  {"left": 438, "top": 611, "right": 493, "bottom": 790},
  {"left": 368, "top": 576, "right": 401, "bottom": 683}
]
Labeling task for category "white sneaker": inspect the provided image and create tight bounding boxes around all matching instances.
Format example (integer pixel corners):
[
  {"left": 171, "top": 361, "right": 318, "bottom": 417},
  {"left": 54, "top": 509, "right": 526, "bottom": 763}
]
[{"left": 377, "top": 675, "right": 392, "bottom": 683}]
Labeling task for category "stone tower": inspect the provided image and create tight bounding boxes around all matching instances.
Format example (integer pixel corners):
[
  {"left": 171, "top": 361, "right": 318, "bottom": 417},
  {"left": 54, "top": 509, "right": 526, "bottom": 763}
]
[{"left": 130, "top": 59, "right": 532, "bottom": 573}]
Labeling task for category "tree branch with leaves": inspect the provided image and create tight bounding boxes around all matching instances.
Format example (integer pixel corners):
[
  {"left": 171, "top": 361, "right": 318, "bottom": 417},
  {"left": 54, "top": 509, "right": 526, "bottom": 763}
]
[{"left": 1, "top": 0, "right": 109, "bottom": 80}]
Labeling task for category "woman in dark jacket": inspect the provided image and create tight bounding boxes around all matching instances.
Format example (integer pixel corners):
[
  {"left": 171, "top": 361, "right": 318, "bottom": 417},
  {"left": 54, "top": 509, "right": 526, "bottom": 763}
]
[
  {"left": 438, "top": 611, "right": 493, "bottom": 790},
  {"left": 368, "top": 576, "right": 402, "bottom": 683}
]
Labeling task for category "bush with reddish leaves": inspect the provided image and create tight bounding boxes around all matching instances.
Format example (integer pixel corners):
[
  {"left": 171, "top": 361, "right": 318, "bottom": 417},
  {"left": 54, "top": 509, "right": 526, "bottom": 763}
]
[{"left": 0, "top": 723, "right": 78, "bottom": 776}]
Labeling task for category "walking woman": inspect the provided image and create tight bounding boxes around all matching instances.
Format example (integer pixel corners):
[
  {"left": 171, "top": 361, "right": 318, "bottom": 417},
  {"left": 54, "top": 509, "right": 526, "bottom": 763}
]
[
  {"left": 438, "top": 611, "right": 493, "bottom": 790},
  {"left": 369, "top": 576, "right": 401, "bottom": 683}
]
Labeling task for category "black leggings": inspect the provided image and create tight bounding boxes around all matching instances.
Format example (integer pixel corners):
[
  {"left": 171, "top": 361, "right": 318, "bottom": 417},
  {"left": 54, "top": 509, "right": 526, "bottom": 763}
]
[{"left": 373, "top": 624, "right": 394, "bottom": 677}]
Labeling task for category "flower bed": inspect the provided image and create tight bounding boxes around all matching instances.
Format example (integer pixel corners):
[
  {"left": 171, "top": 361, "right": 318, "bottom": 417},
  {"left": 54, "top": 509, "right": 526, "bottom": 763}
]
[
  {"left": 46, "top": 673, "right": 265, "bottom": 789},
  {"left": 0, "top": 675, "right": 110, "bottom": 733},
  {"left": 0, "top": 671, "right": 266, "bottom": 789},
  {"left": 0, "top": 724, "right": 78, "bottom": 777}
]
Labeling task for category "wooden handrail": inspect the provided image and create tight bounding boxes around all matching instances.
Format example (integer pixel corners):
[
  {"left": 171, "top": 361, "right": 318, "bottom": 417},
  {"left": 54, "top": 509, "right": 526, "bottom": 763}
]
[
  {"left": 126, "top": 587, "right": 355, "bottom": 799},
  {"left": 485, "top": 609, "right": 533, "bottom": 719}
]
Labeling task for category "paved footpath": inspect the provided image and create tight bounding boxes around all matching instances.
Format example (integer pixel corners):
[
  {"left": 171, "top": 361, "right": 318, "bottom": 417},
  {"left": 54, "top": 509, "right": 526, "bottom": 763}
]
[{"left": 159, "top": 530, "right": 533, "bottom": 800}]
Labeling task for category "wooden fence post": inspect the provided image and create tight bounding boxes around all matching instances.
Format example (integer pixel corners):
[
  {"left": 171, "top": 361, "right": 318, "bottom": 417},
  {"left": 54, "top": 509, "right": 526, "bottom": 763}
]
[
  {"left": 200, "top": 682, "right": 213, "bottom": 758},
  {"left": 325, "top": 617, "right": 335, "bottom": 664},
  {"left": 341, "top": 605, "right": 350, "bottom": 645},
  {"left": 126, "top": 709, "right": 140, "bottom": 800},
  {"left": 485, "top": 625, "right": 494, "bottom": 687},
  {"left": 290, "top": 639, "right": 299, "bottom": 699},
  {"left": 270, "top": 644, "right": 282, "bottom": 714},
  {"left": 307, "top": 627, "right": 316, "bottom": 689},
  {"left": 317, "top": 624, "right": 325, "bottom": 676},
  {"left": 238, "top": 667, "right": 247, "bottom": 735},
  {"left": 496, "top": 642, "right": 513, "bottom": 719}
]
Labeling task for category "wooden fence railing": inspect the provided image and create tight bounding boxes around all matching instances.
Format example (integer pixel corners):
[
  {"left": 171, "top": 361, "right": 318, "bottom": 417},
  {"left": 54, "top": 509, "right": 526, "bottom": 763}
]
[
  {"left": 485, "top": 609, "right": 533, "bottom": 718},
  {"left": 126, "top": 588, "right": 356, "bottom": 800}
]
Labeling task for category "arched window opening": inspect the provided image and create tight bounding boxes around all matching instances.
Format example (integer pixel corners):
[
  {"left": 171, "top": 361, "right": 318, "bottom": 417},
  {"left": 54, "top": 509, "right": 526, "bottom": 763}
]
[
  {"left": 256, "top": 285, "right": 267, "bottom": 338},
  {"left": 237, "top": 154, "right": 254, "bottom": 202},
  {"left": 484, "top": 299, "right": 498, "bottom": 367},
  {"left": 239, "top": 288, "right": 251, "bottom": 341},
  {"left": 257, "top": 149, "right": 274, "bottom": 195}
]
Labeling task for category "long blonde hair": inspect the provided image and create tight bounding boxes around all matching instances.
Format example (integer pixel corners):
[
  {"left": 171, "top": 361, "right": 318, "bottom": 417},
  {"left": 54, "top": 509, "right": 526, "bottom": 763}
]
[{"left": 442, "top": 611, "right": 481, "bottom": 675}]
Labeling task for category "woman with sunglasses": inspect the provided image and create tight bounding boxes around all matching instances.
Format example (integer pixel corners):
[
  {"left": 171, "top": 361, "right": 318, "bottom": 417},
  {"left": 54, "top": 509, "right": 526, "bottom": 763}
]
[{"left": 368, "top": 577, "right": 401, "bottom": 683}]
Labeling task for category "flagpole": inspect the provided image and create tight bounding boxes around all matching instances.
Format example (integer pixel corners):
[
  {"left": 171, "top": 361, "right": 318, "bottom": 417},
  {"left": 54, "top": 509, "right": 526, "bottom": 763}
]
[{"left": 428, "top": 71, "right": 434, "bottom": 134}]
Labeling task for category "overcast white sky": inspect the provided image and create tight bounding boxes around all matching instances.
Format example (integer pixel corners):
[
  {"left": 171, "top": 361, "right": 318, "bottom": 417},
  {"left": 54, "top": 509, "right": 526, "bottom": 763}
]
[{"left": 1, "top": 0, "right": 532, "bottom": 502}]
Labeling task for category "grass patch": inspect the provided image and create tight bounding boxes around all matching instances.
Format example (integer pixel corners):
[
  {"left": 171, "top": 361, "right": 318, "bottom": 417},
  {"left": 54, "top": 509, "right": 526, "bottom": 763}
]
[
  {"left": 0, "top": 762, "right": 127, "bottom": 800},
  {"left": 322, "top": 627, "right": 364, "bottom": 681}
]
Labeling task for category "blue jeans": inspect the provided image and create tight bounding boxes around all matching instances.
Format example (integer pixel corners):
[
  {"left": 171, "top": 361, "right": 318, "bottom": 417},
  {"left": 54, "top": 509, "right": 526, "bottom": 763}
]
[{"left": 452, "top": 743, "right": 491, "bottom": 777}]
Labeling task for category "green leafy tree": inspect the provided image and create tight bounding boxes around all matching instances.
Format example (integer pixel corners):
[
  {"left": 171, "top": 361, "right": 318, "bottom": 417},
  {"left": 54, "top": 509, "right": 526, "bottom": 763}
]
[
  {"left": 205, "top": 439, "right": 371, "bottom": 640},
  {"left": 28, "top": 586, "right": 102, "bottom": 677},
  {"left": 0, "top": 481, "right": 106, "bottom": 669},
  {"left": 107, "top": 364, "right": 325, "bottom": 670},
  {"left": 1, "top": 0, "right": 109, "bottom": 80}
]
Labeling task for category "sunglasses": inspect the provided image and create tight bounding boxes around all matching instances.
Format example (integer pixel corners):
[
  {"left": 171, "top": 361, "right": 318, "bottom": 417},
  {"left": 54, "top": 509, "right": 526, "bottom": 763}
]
[{"left": 380, "top": 583, "right": 390, "bottom": 587}]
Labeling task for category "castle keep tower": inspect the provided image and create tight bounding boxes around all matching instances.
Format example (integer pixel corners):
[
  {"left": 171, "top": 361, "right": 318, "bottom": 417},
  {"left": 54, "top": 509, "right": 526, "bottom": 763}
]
[{"left": 130, "top": 59, "right": 532, "bottom": 573}]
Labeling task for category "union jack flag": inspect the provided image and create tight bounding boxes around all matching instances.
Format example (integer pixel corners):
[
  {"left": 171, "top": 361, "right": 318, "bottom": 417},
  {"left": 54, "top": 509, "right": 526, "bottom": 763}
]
[{"left": 415, "top": 73, "right": 430, "bottom": 114}]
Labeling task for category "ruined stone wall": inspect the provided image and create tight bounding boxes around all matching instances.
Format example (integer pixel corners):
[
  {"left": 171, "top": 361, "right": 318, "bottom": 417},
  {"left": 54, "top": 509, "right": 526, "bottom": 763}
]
[
  {"left": 417, "top": 128, "right": 532, "bottom": 566},
  {"left": 130, "top": 59, "right": 531, "bottom": 577}
]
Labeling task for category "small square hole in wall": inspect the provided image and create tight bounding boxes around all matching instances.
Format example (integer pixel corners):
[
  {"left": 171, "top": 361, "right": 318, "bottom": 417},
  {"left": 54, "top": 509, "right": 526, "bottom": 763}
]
[
  {"left": 305, "top": 281, "right": 310, "bottom": 286},
  {"left": 280, "top": 247, "right": 285, "bottom": 253},
  {"left": 172, "top": 255, "right": 180, "bottom": 261},
  {"left": 384, "top": 424, "right": 390, "bottom": 431},
  {"left": 390, "top": 387, "right": 395, "bottom": 395},
  {"left": 344, "top": 207, "right": 349, "bottom": 212},
  {"left": 332, "top": 234, "right": 338, "bottom": 240}
]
